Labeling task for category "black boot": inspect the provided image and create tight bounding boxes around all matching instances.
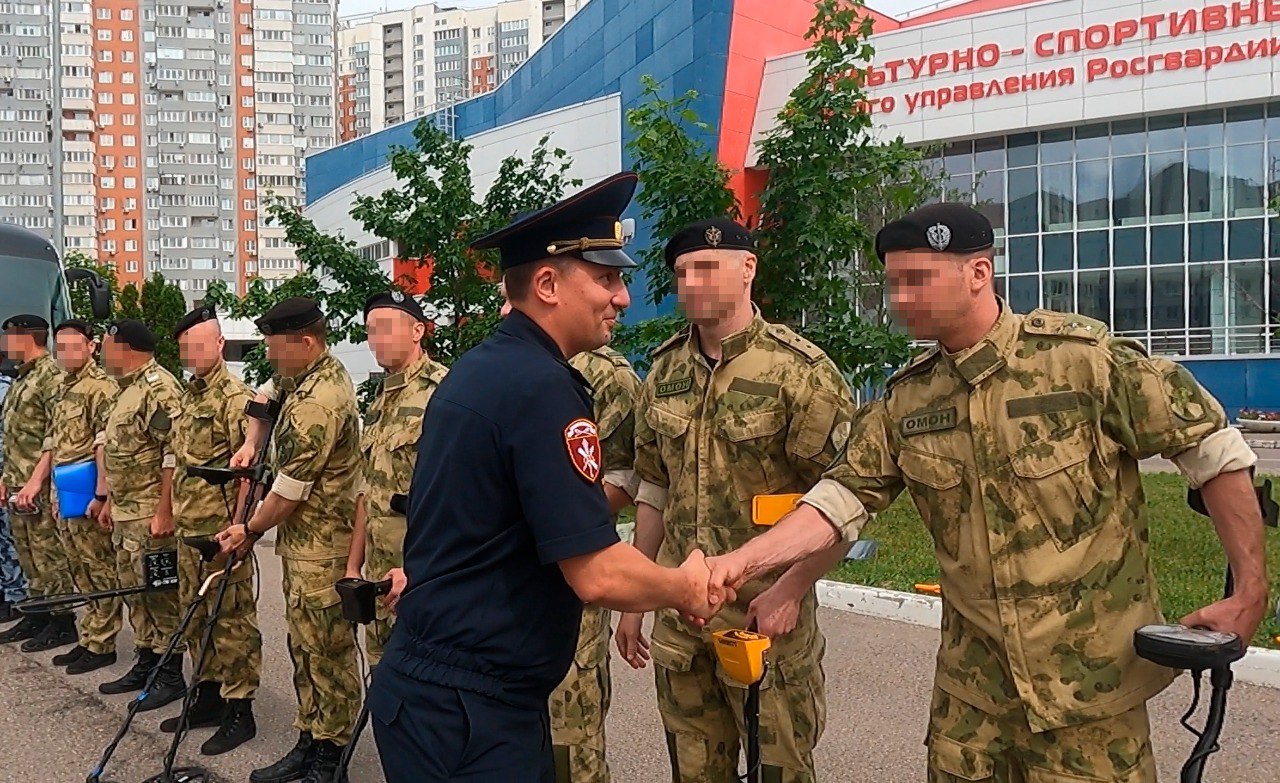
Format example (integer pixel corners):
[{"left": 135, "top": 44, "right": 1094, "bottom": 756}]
[
  {"left": 52, "top": 644, "right": 88, "bottom": 666},
  {"left": 66, "top": 649, "right": 117, "bottom": 675},
  {"left": 136, "top": 654, "right": 186, "bottom": 712},
  {"left": 250, "top": 731, "right": 315, "bottom": 783},
  {"left": 0, "top": 612, "right": 47, "bottom": 644},
  {"left": 99, "top": 648, "right": 158, "bottom": 695},
  {"left": 21, "top": 613, "right": 76, "bottom": 652},
  {"left": 300, "top": 739, "right": 345, "bottom": 783},
  {"left": 201, "top": 698, "right": 256, "bottom": 756},
  {"left": 160, "top": 681, "right": 225, "bottom": 732},
  {"left": 0, "top": 600, "right": 16, "bottom": 624}
]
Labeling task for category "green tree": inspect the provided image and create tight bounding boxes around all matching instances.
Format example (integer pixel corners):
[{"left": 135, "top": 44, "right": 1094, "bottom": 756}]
[
  {"left": 206, "top": 117, "right": 581, "bottom": 397},
  {"left": 117, "top": 283, "right": 142, "bottom": 320},
  {"left": 139, "top": 273, "right": 187, "bottom": 377},
  {"left": 64, "top": 250, "right": 120, "bottom": 335},
  {"left": 612, "top": 76, "right": 742, "bottom": 371},
  {"left": 753, "top": 0, "right": 948, "bottom": 388}
]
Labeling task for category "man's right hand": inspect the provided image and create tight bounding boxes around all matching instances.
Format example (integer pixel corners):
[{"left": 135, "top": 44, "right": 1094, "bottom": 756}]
[
  {"left": 677, "top": 550, "right": 731, "bottom": 625},
  {"left": 615, "top": 612, "right": 650, "bottom": 669},
  {"left": 87, "top": 497, "right": 104, "bottom": 522},
  {"left": 707, "top": 552, "right": 750, "bottom": 599},
  {"left": 230, "top": 443, "right": 256, "bottom": 469},
  {"left": 96, "top": 499, "right": 113, "bottom": 532}
]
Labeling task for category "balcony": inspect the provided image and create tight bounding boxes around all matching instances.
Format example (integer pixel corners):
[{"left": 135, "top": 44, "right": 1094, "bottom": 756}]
[{"left": 62, "top": 116, "right": 95, "bottom": 133}]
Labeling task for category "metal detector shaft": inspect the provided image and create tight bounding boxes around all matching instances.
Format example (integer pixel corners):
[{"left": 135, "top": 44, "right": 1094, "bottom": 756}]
[
  {"left": 744, "top": 675, "right": 762, "bottom": 783},
  {"left": 1181, "top": 667, "right": 1234, "bottom": 783},
  {"left": 17, "top": 585, "right": 155, "bottom": 614}
]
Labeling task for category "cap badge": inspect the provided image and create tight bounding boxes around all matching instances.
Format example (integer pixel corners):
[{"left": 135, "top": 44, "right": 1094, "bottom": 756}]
[
  {"left": 927, "top": 223, "right": 952, "bottom": 252},
  {"left": 705, "top": 226, "right": 723, "bottom": 247},
  {"left": 391, "top": 291, "right": 405, "bottom": 303},
  {"left": 108, "top": 325, "right": 119, "bottom": 335}
]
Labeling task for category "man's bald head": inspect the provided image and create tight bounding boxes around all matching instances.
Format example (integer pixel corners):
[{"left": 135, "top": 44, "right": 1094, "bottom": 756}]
[{"left": 178, "top": 316, "right": 226, "bottom": 378}]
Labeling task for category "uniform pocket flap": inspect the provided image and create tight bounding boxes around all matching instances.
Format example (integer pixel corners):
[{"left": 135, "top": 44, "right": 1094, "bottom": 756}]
[
  {"left": 387, "top": 424, "right": 422, "bottom": 452},
  {"left": 717, "top": 406, "right": 787, "bottom": 443},
  {"left": 929, "top": 734, "right": 994, "bottom": 780},
  {"left": 1010, "top": 424, "right": 1092, "bottom": 479},
  {"left": 290, "top": 581, "right": 342, "bottom": 611},
  {"left": 899, "top": 449, "right": 964, "bottom": 491},
  {"left": 648, "top": 637, "right": 695, "bottom": 672},
  {"left": 646, "top": 405, "right": 692, "bottom": 439}
]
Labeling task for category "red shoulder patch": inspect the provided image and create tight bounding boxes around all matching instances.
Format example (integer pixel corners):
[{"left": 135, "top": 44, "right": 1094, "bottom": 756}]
[{"left": 564, "top": 418, "right": 601, "bottom": 484}]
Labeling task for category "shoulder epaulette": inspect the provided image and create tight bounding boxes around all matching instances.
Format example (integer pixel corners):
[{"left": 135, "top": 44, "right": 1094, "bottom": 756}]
[
  {"left": 766, "top": 323, "right": 827, "bottom": 363},
  {"left": 1021, "top": 309, "right": 1108, "bottom": 344}
]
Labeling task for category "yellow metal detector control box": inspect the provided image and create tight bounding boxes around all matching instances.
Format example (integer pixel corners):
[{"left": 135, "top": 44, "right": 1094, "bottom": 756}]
[
  {"left": 751, "top": 493, "right": 804, "bottom": 527},
  {"left": 713, "top": 629, "right": 772, "bottom": 685}
]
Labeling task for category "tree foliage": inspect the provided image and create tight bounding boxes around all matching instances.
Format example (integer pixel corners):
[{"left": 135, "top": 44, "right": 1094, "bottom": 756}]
[
  {"left": 752, "top": 0, "right": 948, "bottom": 387},
  {"left": 612, "top": 76, "right": 741, "bottom": 371},
  {"left": 207, "top": 118, "right": 581, "bottom": 398}
]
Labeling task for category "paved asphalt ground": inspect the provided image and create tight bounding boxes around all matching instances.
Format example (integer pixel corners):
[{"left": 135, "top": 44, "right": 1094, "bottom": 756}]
[{"left": 1, "top": 451, "right": 1279, "bottom": 783}]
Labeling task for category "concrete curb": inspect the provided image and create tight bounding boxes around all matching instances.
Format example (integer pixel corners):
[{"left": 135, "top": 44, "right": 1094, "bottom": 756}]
[{"left": 816, "top": 580, "right": 1280, "bottom": 690}]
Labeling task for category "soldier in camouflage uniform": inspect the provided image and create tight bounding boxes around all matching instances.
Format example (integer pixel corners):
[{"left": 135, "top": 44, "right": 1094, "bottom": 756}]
[
  {"left": 707, "top": 203, "right": 1269, "bottom": 783},
  {"left": 98, "top": 319, "right": 188, "bottom": 710},
  {"left": 217, "top": 298, "right": 361, "bottom": 783},
  {"left": 46, "top": 320, "right": 124, "bottom": 675},
  {"left": 164, "top": 305, "right": 263, "bottom": 754},
  {"left": 0, "top": 364, "right": 29, "bottom": 624},
  {"left": 496, "top": 280, "right": 644, "bottom": 783},
  {"left": 0, "top": 314, "right": 75, "bottom": 650},
  {"left": 344, "top": 291, "right": 447, "bottom": 666},
  {"left": 625, "top": 219, "right": 856, "bottom": 783}
]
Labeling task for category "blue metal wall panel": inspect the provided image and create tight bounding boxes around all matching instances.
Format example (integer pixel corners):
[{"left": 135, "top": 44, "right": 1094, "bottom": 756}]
[{"left": 1181, "top": 357, "right": 1280, "bottom": 418}]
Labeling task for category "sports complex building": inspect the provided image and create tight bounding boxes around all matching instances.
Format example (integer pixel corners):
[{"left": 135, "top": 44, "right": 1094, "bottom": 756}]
[{"left": 305, "top": 0, "right": 1280, "bottom": 413}]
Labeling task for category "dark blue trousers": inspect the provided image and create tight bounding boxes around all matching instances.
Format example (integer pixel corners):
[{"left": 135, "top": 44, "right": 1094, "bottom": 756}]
[{"left": 369, "top": 663, "right": 555, "bottom": 782}]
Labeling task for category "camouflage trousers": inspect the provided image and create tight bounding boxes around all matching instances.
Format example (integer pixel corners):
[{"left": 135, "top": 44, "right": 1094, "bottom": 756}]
[
  {"left": 549, "top": 605, "right": 612, "bottom": 783},
  {"left": 0, "top": 505, "right": 28, "bottom": 603},
  {"left": 9, "top": 493, "right": 73, "bottom": 610},
  {"left": 113, "top": 518, "right": 182, "bottom": 654},
  {"left": 282, "top": 556, "right": 360, "bottom": 745},
  {"left": 363, "top": 514, "right": 405, "bottom": 667},
  {"left": 178, "top": 536, "right": 262, "bottom": 700},
  {"left": 925, "top": 689, "right": 1158, "bottom": 782},
  {"left": 651, "top": 626, "right": 826, "bottom": 783},
  {"left": 65, "top": 516, "right": 123, "bottom": 654}
]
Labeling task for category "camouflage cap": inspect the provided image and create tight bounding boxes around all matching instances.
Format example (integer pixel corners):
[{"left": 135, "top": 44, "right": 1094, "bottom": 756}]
[
  {"left": 106, "top": 319, "right": 156, "bottom": 352},
  {"left": 173, "top": 305, "right": 218, "bottom": 339},
  {"left": 876, "top": 202, "right": 994, "bottom": 261}
]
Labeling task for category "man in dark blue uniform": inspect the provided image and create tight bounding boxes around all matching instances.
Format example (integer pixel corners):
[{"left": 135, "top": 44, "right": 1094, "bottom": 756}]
[{"left": 368, "top": 171, "right": 728, "bottom": 782}]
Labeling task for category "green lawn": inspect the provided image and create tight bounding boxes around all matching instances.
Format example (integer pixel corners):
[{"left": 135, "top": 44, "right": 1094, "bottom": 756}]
[{"left": 827, "top": 472, "right": 1280, "bottom": 649}]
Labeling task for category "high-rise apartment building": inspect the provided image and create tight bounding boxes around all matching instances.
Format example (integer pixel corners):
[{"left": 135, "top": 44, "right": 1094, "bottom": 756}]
[
  {"left": 0, "top": 0, "right": 338, "bottom": 305},
  {"left": 337, "top": 0, "right": 586, "bottom": 142}
]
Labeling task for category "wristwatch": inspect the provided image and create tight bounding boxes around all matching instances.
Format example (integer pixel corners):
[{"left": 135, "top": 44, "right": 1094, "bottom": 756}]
[{"left": 94, "top": 494, "right": 107, "bottom": 502}]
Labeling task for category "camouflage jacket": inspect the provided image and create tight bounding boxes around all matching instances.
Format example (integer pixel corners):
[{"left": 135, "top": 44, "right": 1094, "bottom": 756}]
[
  {"left": 360, "top": 353, "right": 448, "bottom": 523},
  {"left": 569, "top": 346, "right": 642, "bottom": 498},
  {"left": 566, "top": 346, "right": 642, "bottom": 668},
  {"left": 269, "top": 351, "right": 361, "bottom": 561},
  {"left": 2, "top": 353, "right": 64, "bottom": 488},
  {"left": 634, "top": 309, "right": 855, "bottom": 661},
  {"left": 51, "top": 361, "right": 118, "bottom": 467},
  {"left": 173, "top": 362, "right": 252, "bottom": 535},
  {"left": 104, "top": 359, "right": 183, "bottom": 523},
  {"left": 802, "top": 302, "right": 1255, "bottom": 731},
  {"left": 0, "top": 374, "right": 10, "bottom": 471}
]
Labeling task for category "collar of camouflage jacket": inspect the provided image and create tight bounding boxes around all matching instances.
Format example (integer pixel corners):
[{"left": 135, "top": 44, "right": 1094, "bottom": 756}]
[
  {"left": 17, "top": 352, "right": 52, "bottom": 378},
  {"left": 690, "top": 304, "right": 767, "bottom": 365},
  {"left": 65, "top": 360, "right": 101, "bottom": 386},
  {"left": 277, "top": 349, "right": 330, "bottom": 393},
  {"left": 942, "top": 298, "right": 1019, "bottom": 387},
  {"left": 119, "top": 357, "right": 159, "bottom": 387},
  {"left": 188, "top": 360, "right": 231, "bottom": 394},
  {"left": 381, "top": 351, "right": 430, "bottom": 394}
]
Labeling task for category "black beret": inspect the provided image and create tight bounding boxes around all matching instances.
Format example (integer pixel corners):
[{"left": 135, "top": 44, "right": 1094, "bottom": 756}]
[
  {"left": 255, "top": 297, "right": 324, "bottom": 336},
  {"left": 2, "top": 314, "right": 49, "bottom": 331},
  {"left": 174, "top": 305, "right": 218, "bottom": 339},
  {"left": 364, "top": 290, "right": 426, "bottom": 322},
  {"left": 470, "top": 171, "right": 639, "bottom": 270},
  {"left": 664, "top": 218, "right": 756, "bottom": 269},
  {"left": 875, "top": 202, "right": 994, "bottom": 261},
  {"left": 54, "top": 319, "right": 94, "bottom": 340},
  {"left": 106, "top": 319, "right": 156, "bottom": 352}
]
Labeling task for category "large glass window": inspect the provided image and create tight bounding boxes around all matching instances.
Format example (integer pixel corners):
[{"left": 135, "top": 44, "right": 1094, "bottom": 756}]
[
  {"left": 1076, "top": 160, "right": 1110, "bottom": 227},
  {"left": 1077, "top": 230, "right": 1109, "bottom": 269},
  {"left": 1226, "top": 143, "right": 1266, "bottom": 217},
  {"left": 1077, "top": 270, "right": 1110, "bottom": 323},
  {"left": 1188, "top": 148, "right": 1226, "bottom": 219},
  {"left": 1008, "top": 275, "right": 1038, "bottom": 312},
  {"left": 1112, "top": 156, "right": 1146, "bottom": 225},
  {"left": 1042, "top": 272, "right": 1072, "bottom": 312},
  {"left": 1008, "top": 168, "right": 1038, "bottom": 234},
  {"left": 1041, "top": 164, "right": 1073, "bottom": 231},
  {"left": 1008, "top": 235, "right": 1038, "bottom": 274},
  {"left": 1150, "top": 266, "right": 1185, "bottom": 331},
  {"left": 1148, "top": 151, "right": 1184, "bottom": 223},
  {"left": 1114, "top": 268, "right": 1147, "bottom": 333},
  {"left": 1042, "top": 233, "right": 1072, "bottom": 271}
]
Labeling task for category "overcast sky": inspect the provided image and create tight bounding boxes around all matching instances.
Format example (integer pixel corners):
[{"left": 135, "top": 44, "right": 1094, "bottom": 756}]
[{"left": 335, "top": 0, "right": 966, "bottom": 21}]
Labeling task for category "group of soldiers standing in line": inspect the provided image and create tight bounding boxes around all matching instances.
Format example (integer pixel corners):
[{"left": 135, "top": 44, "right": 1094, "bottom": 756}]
[{"left": 0, "top": 195, "right": 1268, "bottom": 783}]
